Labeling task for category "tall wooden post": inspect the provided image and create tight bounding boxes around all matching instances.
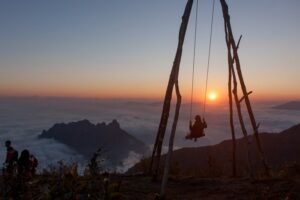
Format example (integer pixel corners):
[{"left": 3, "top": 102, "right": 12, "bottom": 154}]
[
  {"left": 220, "top": 0, "right": 269, "bottom": 176},
  {"left": 232, "top": 65, "right": 254, "bottom": 177},
  {"left": 149, "top": 0, "right": 194, "bottom": 180},
  {"left": 160, "top": 79, "right": 181, "bottom": 198},
  {"left": 225, "top": 23, "right": 237, "bottom": 176}
]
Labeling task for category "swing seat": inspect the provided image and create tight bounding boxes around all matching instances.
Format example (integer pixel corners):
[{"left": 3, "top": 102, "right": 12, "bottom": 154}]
[{"left": 185, "top": 131, "right": 205, "bottom": 140}]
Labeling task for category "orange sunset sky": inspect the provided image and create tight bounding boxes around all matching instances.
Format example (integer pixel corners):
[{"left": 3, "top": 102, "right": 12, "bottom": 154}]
[{"left": 0, "top": 1, "right": 299, "bottom": 102}]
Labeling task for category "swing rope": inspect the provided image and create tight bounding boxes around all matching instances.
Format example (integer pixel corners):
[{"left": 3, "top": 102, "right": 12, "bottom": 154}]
[
  {"left": 189, "top": 0, "right": 199, "bottom": 122},
  {"left": 190, "top": 0, "right": 216, "bottom": 120},
  {"left": 202, "top": 0, "right": 215, "bottom": 117}
]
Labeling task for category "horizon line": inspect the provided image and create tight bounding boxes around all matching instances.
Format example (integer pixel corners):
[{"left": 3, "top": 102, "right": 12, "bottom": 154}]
[{"left": 0, "top": 94, "right": 299, "bottom": 104}]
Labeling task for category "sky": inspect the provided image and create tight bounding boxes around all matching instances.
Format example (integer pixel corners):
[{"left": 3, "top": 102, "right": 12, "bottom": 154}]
[{"left": 0, "top": 0, "right": 299, "bottom": 102}]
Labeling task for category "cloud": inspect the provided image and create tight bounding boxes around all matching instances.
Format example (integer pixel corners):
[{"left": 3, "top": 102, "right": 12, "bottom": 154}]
[
  {"left": 116, "top": 151, "right": 143, "bottom": 173},
  {"left": 0, "top": 97, "right": 299, "bottom": 171}
]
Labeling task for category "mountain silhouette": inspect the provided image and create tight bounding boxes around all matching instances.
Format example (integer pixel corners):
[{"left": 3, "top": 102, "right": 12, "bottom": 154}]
[
  {"left": 39, "top": 119, "right": 149, "bottom": 166},
  {"left": 273, "top": 101, "right": 300, "bottom": 110}
]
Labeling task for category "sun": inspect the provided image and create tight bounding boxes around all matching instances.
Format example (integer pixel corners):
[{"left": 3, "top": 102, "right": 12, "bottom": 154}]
[{"left": 208, "top": 92, "right": 218, "bottom": 101}]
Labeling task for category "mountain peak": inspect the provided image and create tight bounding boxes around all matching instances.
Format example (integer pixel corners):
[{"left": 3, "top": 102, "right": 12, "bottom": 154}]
[
  {"left": 39, "top": 119, "right": 148, "bottom": 167},
  {"left": 108, "top": 119, "right": 120, "bottom": 129}
]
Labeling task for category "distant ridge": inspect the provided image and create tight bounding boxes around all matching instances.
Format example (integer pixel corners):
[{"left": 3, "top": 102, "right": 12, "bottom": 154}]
[
  {"left": 129, "top": 124, "right": 300, "bottom": 176},
  {"left": 273, "top": 101, "right": 300, "bottom": 110},
  {"left": 39, "top": 119, "right": 149, "bottom": 166}
]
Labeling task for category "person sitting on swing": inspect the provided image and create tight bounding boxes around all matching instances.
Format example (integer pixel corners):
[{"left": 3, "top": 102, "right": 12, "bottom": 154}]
[{"left": 186, "top": 115, "right": 207, "bottom": 141}]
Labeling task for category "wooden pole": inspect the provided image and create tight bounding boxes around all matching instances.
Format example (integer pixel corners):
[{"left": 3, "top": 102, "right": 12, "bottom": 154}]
[
  {"left": 224, "top": 21, "right": 236, "bottom": 177},
  {"left": 230, "top": 36, "right": 253, "bottom": 176},
  {"left": 149, "top": 0, "right": 194, "bottom": 180},
  {"left": 220, "top": 0, "right": 269, "bottom": 176},
  {"left": 231, "top": 65, "right": 254, "bottom": 177},
  {"left": 224, "top": 23, "right": 252, "bottom": 176},
  {"left": 160, "top": 79, "right": 181, "bottom": 198}
]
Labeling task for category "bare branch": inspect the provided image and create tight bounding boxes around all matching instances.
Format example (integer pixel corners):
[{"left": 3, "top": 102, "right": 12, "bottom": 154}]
[
  {"left": 256, "top": 123, "right": 261, "bottom": 131},
  {"left": 239, "top": 91, "right": 253, "bottom": 103},
  {"left": 237, "top": 35, "right": 242, "bottom": 49}
]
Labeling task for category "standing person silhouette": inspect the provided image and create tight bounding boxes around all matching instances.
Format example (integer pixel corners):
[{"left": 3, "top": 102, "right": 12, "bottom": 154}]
[{"left": 4, "top": 140, "right": 18, "bottom": 175}]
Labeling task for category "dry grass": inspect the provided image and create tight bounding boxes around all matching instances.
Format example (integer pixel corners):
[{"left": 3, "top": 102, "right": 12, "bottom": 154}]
[{"left": 1, "top": 161, "right": 300, "bottom": 200}]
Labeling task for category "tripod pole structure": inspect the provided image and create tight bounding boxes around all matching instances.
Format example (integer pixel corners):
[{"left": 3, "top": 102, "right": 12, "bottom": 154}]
[{"left": 149, "top": 0, "right": 194, "bottom": 181}]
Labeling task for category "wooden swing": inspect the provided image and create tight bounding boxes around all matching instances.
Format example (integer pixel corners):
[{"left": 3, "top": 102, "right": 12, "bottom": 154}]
[{"left": 185, "top": 0, "right": 215, "bottom": 141}]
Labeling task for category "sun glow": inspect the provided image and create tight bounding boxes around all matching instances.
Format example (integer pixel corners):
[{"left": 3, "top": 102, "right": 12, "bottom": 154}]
[{"left": 208, "top": 92, "right": 218, "bottom": 101}]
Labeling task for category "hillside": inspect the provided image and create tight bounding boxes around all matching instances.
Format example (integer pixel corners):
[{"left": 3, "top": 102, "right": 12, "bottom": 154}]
[
  {"left": 130, "top": 124, "right": 300, "bottom": 176},
  {"left": 39, "top": 119, "right": 149, "bottom": 166}
]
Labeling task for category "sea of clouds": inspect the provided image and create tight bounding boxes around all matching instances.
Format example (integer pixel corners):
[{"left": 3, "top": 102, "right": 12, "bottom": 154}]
[{"left": 0, "top": 97, "right": 299, "bottom": 172}]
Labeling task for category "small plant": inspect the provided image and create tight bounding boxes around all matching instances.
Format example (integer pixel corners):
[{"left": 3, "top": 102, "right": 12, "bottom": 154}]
[
  {"left": 86, "top": 148, "right": 105, "bottom": 177},
  {"left": 38, "top": 161, "right": 81, "bottom": 200}
]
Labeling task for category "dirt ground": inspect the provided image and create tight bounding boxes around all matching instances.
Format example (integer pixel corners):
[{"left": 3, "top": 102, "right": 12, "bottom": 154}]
[{"left": 112, "top": 175, "right": 300, "bottom": 200}]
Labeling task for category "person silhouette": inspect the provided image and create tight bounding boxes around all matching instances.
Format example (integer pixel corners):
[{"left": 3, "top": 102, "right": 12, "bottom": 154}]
[
  {"left": 186, "top": 115, "right": 207, "bottom": 141},
  {"left": 4, "top": 140, "right": 18, "bottom": 175},
  {"left": 17, "top": 149, "right": 38, "bottom": 179}
]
